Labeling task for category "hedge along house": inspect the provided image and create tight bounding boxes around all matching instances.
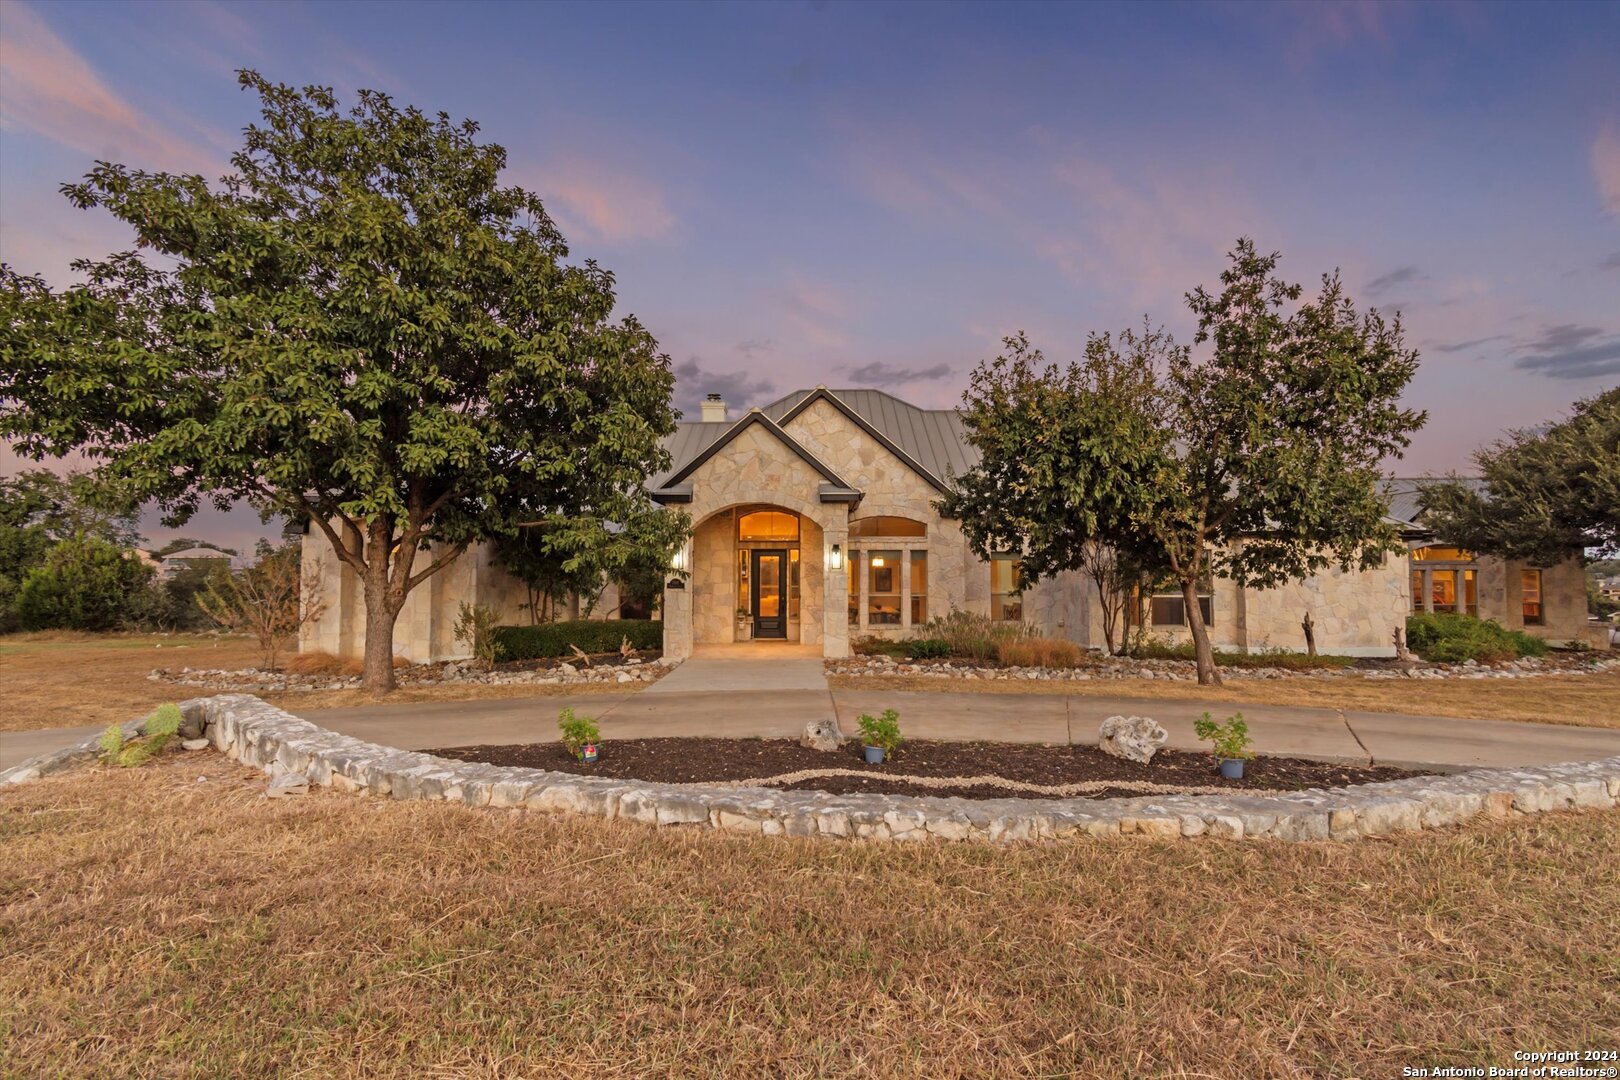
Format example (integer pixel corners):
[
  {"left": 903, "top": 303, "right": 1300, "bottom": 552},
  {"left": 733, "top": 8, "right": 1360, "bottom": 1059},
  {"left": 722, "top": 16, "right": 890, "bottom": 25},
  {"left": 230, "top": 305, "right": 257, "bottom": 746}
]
[{"left": 300, "top": 386, "right": 1419, "bottom": 662}]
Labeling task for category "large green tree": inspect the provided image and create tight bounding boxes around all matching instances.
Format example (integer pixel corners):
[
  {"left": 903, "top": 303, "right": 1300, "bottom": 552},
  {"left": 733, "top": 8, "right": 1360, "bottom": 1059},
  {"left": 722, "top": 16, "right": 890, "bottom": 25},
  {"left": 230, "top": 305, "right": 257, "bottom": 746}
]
[
  {"left": 1418, "top": 387, "right": 1619, "bottom": 564},
  {"left": 947, "top": 240, "right": 1425, "bottom": 684},
  {"left": 0, "top": 469, "right": 143, "bottom": 630},
  {"left": 0, "top": 73, "right": 686, "bottom": 689}
]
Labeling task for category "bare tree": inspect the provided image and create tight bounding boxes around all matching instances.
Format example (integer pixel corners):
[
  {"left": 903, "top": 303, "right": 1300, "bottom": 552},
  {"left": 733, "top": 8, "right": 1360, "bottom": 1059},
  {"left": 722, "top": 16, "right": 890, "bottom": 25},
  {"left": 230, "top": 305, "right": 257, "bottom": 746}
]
[
  {"left": 1080, "top": 542, "right": 1147, "bottom": 656},
  {"left": 199, "top": 543, "right": 327, "bottom": 671}
]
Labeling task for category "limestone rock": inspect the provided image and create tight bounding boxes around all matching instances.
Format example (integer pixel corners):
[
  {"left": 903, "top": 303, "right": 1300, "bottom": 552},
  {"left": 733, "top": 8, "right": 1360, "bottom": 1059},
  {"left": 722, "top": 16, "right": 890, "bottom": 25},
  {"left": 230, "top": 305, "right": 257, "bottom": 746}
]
[
  {"left": 266, "top": 773, "right": 309, "bottom": 798},
  {"left": 181, "top": 738, "right": 210, "bottom": 751},
  {"left": 1098, "top": 715, "right": 1168, "bottom": 764},
  {"left": 800, "top": 718, "right": 845, "bottom": 752}
]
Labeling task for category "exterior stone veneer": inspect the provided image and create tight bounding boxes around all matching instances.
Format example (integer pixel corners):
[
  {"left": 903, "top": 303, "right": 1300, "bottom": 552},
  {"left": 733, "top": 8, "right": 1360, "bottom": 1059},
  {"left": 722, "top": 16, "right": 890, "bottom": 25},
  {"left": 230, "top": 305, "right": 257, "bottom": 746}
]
[{"left": 6, "top": 696, "right": 1618, "bottom": 844}]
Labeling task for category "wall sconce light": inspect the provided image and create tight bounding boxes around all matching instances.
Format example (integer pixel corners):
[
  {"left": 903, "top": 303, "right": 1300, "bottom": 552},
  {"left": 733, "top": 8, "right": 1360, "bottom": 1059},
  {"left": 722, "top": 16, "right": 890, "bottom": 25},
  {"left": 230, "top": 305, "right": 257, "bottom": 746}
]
[
  {"left": 672, "top": 543, "right": 688, "bottom": 573},
  {"left": 829, "top": 543, "right": 844, "bottom": 571}
]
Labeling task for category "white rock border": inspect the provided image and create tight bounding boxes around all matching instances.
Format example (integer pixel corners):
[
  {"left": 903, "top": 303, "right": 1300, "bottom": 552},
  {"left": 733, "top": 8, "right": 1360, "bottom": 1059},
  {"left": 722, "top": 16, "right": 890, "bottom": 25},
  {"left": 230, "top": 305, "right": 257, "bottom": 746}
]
[{"left": 5, "top": 695, "right": 1617, "bottom": 843}]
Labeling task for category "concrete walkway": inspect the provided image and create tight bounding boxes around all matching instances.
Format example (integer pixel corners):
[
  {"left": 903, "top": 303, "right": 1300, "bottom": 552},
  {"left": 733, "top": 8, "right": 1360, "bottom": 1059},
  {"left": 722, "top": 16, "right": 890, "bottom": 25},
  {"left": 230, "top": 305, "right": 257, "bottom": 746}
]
[{"left": 8, "top": 685, "right": 1620, "bottom": 773}]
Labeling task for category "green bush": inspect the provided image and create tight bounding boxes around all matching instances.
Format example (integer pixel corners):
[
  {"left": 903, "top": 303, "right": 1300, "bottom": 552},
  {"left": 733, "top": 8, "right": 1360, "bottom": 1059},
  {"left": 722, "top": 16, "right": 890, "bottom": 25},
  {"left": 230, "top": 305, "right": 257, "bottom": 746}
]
[
  {"left": 1405, "top": 613, "right": 1548, "bottom": 663},
  {"left": 1193, "top": 711, "right": 1254, "bottom": 761},
  {"left": 906, "top": 638, "right": 951, "bottom": 660},
  {"left": 491, "top": 619, "right": 662, "bottom": 661},
  {"left": 14, "top": 535, "right": 160, "bottom": 631}
]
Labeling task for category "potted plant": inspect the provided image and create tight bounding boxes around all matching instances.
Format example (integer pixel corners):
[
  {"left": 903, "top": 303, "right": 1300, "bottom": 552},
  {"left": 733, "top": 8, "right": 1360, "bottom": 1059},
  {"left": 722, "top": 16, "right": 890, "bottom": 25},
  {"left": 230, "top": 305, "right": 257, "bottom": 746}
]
[
  {"left": 1193, "top": 711, "right": 1254, "bottom": 779},
  {"left": 558, "top": 706, "right": 601, "bottom": 764},
  {"left": 857, "top": 708, "right": 903, "bottom": 764}
]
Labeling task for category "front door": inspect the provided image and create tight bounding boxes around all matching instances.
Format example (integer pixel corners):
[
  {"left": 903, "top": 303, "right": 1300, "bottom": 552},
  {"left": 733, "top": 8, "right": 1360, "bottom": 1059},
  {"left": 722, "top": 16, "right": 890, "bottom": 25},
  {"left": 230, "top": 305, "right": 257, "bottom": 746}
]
[{"left": 751, "top": 549, "right": 787, "bottom": 639}]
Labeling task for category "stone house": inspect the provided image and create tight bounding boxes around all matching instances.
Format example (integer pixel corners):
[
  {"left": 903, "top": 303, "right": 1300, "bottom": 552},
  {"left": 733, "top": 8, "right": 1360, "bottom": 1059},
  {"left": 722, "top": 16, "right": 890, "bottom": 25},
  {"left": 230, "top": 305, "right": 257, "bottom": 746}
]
[
  {"left": 301, "top": 386, "right": 1426, "bottom": 661},
  {"left": 1381, "top": 479, "right": 1595, "bottom": 647}
]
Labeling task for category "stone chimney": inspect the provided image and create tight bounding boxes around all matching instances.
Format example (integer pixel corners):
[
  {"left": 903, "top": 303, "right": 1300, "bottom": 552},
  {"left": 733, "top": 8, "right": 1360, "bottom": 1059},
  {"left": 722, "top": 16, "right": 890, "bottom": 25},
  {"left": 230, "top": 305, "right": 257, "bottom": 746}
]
[{"left": 700, "top": 393, "right": 728, "bottom": 422}]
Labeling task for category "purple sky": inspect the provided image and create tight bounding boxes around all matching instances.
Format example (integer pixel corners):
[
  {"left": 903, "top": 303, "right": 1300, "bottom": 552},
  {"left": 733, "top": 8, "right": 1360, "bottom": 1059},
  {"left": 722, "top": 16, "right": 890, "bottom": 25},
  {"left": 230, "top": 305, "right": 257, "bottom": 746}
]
[{"left": 2, "top": 0, "right": 1617, "bottom": 553}]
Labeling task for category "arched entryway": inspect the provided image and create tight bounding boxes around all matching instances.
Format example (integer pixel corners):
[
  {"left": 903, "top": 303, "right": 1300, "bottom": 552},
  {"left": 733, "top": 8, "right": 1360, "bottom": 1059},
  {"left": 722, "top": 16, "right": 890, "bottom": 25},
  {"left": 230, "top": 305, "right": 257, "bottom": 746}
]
[{"left": 688, "top": 504, "right": 825, "bottom": 645}]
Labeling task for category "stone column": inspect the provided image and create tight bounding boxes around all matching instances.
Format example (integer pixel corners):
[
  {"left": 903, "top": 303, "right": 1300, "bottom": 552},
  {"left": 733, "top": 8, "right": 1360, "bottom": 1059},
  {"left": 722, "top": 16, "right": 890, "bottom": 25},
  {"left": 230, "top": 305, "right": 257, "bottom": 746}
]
[
  {"left": 663, "top": 576, "right": 693, "bottom": 661},
  {"left": 822, "top": 525, "right": 850, "bottom": 658}
]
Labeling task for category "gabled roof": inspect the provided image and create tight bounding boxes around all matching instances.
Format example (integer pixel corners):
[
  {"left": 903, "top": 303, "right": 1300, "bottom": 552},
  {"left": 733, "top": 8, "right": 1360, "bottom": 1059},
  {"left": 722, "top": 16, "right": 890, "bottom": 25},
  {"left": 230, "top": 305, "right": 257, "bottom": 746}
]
[
  {"left": 655, "top": 386, "right": 974, "bottom": 496},
  {"left": 1379, "top": 476, "right": 1485, "bottom": 527},
  {"left": 649, "top": 409, "right": 859, "bottom": 504}
]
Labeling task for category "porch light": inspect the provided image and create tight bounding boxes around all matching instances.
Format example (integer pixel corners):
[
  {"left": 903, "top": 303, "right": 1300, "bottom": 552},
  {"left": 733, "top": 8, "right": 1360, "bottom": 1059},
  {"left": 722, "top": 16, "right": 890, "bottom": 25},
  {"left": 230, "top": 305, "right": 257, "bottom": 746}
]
[
  {"left": 871, "top": 556, "right": 885, "bottom": 567},
  {"left": 829, "top": 543, "right": 844, "bottom": 571},
  {"left": 672, "top": 543, "right": 688, "bottom": 572}
]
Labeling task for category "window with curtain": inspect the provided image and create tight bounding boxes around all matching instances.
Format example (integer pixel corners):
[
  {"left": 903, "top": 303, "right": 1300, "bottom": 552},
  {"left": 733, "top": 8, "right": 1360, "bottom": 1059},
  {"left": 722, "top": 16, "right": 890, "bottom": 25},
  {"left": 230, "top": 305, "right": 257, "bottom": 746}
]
[
  {"left": 868, "top": 550, "right": 901, "bottom": 625},
  {"left": 909, "top": 550, "right": 927, "bottom": 625},
  {"left": 1521, "top": 569, "right": 1543, "bottom": 625},
  {"left": 990, "top": 556, "right": 1022, "bottom": 622},
  {"left": 847, "top": 550, "right": 860, "bottom": 625}
]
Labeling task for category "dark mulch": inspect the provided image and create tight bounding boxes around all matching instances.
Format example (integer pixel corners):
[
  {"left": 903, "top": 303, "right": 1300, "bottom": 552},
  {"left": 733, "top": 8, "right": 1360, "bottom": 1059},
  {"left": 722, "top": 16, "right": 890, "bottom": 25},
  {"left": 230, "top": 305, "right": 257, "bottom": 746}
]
[{"left": 423, "top": 738, "right": 1429, "bottom": 801}]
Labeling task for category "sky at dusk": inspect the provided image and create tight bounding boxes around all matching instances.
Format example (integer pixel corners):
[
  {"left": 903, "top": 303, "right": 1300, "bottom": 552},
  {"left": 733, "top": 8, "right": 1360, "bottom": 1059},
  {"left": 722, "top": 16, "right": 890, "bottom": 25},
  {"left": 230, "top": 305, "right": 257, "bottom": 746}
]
[{"left": 2, "top": 0, "right": 1618, "bottom": 552}]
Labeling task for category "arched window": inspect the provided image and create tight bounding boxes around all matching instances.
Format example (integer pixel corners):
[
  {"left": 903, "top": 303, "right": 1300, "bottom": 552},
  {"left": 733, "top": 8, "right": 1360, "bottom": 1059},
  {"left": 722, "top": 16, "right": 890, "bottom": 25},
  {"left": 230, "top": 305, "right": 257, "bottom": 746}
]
[
  {"left": 848, "top": 516, "right": 926, "bottom": 538},
  {"left": 737, "top": 510, "right": 799, "bottom": 541}
]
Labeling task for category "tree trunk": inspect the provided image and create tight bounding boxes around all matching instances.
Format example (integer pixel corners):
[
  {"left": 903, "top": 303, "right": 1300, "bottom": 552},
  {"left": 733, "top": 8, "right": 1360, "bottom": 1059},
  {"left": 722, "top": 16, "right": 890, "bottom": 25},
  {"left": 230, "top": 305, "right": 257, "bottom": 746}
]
[
  {"left": 1182, "top": 576, "right": 1221, "bottom": 685},
  {"left": 361, "top": 538, "right": 400, "bottom": 693},
  {"left": 1302, "top": 610, "right": 1317, "bottom": 658}
]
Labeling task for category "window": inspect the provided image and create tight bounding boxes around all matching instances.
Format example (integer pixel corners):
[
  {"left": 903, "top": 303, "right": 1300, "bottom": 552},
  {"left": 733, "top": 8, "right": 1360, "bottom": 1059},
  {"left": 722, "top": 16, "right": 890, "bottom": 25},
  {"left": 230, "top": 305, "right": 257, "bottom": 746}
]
[
  {"left": 1521, "top": 569, "right": 1543, "bottom": 625},
  {"left": 1148, "top": 594, "right": 1214, "bottom": 627},
  {"left": 1430, "top": 570, "right": 1458, "bottom": 614},
  {"left": 849, "top": 516, "right": 927, "bottom": 538},
  {"left": 1462, "top": 568, "right": 1477, "bottom": 617},
  {"left": 990, "top": 556, "right": 1022, "bottom": 622},
  {"left": 848, "top": 550, "right": 860, "bottom": 625},
  {"left": 789, "top": 549, "right": 800, "bottom": 620},
  {"left": 910, "top": 550, "right": 927, "bottom": 625},
  {"left": 868, "top": 550, "right": 901, "bottom": 625},
  {"left": 1412, "top": 546, "right": 1475, "bottom": 561},
  {"left": 1410, "top": 569, "right": 1424, "bottom": 614},
  {"left": 737, "top": 510, "right": 798, "bottom": 541}
]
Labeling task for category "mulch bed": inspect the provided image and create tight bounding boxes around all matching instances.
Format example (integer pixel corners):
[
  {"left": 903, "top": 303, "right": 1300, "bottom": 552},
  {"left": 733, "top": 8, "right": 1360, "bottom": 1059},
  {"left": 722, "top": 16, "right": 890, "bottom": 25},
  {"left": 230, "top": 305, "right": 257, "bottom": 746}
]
[{"left": 424, "top": 738, "right": 1429, "bottom": 801}]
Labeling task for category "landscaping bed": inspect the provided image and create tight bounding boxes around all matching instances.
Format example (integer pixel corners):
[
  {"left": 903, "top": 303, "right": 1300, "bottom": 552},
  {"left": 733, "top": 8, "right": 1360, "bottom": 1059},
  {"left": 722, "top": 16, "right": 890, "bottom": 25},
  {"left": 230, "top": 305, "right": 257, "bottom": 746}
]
[{"left": 425, "top": 737, "right": 1427, "bottom": 801}]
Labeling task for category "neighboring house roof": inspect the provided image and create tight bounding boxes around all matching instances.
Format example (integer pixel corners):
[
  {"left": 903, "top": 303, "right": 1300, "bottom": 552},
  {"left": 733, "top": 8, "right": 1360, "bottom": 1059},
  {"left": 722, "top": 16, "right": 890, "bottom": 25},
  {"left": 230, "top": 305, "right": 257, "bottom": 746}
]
[{"left": 654, "top": 386, "right": 974, "bottom": 496}]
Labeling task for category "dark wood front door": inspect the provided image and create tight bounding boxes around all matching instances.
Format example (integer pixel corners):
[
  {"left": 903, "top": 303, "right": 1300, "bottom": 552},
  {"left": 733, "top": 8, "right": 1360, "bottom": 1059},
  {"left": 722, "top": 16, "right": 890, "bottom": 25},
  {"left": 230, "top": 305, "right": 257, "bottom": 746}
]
[{"left": 751, "top": 549, "right": 787, "bottom": 639}]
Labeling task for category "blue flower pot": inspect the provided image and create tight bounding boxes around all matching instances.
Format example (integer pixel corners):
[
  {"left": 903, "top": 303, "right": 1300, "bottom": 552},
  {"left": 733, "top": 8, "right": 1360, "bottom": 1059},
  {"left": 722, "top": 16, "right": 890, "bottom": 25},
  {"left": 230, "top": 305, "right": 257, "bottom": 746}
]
[
  {"left": 863, "top": 745, "right": 886, "bottom": 765},
  {"left": 1218, "top": 758, "right": 1244, "bottom": 779}
]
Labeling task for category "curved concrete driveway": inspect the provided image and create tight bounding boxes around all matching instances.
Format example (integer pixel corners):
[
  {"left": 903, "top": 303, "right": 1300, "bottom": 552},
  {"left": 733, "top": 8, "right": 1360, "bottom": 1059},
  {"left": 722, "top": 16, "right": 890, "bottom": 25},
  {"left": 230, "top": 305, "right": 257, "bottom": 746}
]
[{"left": 7, "top": 686, "right": 1620, "bottom": 773}]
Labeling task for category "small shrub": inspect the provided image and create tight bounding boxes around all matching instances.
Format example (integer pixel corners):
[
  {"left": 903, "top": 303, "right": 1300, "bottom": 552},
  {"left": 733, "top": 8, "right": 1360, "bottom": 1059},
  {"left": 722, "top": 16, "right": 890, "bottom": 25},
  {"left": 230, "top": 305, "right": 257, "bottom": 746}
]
[
  {"left": 100, "top": 703, "right": 183, "bottom": 767},
  {"left": 853, "top": 635, "right": 910, "bottom": 657},
  {"left": 1127, "top": 640, "right": 1355, "bottom": 670},
  {"left": 907, "top": 638, "right": 951, "bottom": 660},
  {"left": 857, "top": 708, "right": 904, "bottom": 754},
  {"left": 996, "top": 636, "right": 1083, "bottom": 668},
  {"left": 453, "top": 602, "right": 500, "bottom": 668},
  {"left": 492, "top": 620, "right": 662, "bottom": 662},
  {"left": 1406, "top": 613, "right": 1548, "bottom": 663},
  {"left": 557, "top": 707, "right": 600, "bottom": 761},
  {"left": 923, "top": 609, "right": 1033, "bottom": 663},
  {"left": 1193, "top": 711, "right": 1254, "bottom": 761}
]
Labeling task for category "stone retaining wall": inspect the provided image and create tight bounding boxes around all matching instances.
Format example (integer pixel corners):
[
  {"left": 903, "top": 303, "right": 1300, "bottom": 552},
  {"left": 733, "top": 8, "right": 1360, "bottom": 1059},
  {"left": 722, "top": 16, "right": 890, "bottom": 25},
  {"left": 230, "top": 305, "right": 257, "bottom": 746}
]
[{"left": 5, "top": 695, "right": 1618, "bottom": 843}]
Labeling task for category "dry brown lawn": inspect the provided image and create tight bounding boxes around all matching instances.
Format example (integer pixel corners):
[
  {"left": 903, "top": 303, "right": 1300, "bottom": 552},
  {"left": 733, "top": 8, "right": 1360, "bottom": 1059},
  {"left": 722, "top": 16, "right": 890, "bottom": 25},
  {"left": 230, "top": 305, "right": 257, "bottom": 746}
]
[
  {"left": 0, "top": 631, "right": 261, "bottom": 733},
  {"left": 832, "top": 670, "right": 1620, "bottom": 729},
  {"left": 0, "top": 632, "right": 628, "bottom": 733},
  {"left": 2, "top": 753, "right": 1617, "bottom": 1078}
]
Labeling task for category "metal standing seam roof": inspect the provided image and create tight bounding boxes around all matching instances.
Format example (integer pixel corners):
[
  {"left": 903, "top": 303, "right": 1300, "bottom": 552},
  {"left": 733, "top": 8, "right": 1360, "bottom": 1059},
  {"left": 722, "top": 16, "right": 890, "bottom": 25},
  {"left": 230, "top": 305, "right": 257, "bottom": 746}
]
[
  {"left": 1379, "top": 476, "right": 1485, "bottom": 527},
  {"left": 650, "top": 388, "right": 978, "bottom": 492}
]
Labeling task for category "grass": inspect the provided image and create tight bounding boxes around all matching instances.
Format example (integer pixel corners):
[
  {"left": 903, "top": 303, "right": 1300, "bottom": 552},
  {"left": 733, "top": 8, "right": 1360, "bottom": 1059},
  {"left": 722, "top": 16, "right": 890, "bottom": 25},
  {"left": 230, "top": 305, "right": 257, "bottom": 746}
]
[
  {"left": 0, "top": 631, "right": 634, "bottom": 733},
  {"left": 0, "top": 631, "right": 262, "bottom": 733},
  {"left": 829, "top": 670, "right": 1620, "bottom": 729},
  {"left": 2, "top": 753, "right": 1617, "bottom": 1077}
]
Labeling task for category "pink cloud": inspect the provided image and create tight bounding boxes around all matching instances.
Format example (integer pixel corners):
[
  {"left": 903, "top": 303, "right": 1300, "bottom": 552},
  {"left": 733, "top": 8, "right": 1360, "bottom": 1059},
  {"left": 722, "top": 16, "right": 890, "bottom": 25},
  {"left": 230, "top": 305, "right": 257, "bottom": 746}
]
[
  {"left": 535, "top": 159, "right": 677, "bottom": 245},
  {"left": 0, "top": 2, "right": 219, "bottom": 174},
  {"left": 1593, "top": 126, "right": 1620, "bottom": 217}
]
